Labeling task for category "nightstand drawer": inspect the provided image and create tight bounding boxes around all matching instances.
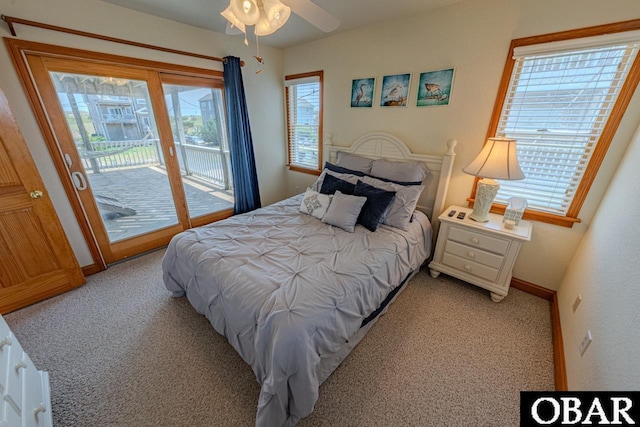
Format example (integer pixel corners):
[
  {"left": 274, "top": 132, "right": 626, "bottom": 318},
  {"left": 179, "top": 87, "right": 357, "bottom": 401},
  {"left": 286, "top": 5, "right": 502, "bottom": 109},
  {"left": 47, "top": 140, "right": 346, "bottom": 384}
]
[
  {"left": 444, "top": 240, "right": 504, "bottom": 269},
  {"left": 442, "top": 252, "right": 500, "bottom": 282},
  {"left": 448, "top": 226, "right": 509, "bottom": 255}
]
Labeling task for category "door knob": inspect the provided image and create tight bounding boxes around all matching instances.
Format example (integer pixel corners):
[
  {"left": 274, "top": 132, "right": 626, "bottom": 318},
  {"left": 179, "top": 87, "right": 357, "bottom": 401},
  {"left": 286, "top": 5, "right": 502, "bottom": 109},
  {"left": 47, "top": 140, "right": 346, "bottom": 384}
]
[{"left": 30, "top": 190, "right": 44, "bottom": 199}]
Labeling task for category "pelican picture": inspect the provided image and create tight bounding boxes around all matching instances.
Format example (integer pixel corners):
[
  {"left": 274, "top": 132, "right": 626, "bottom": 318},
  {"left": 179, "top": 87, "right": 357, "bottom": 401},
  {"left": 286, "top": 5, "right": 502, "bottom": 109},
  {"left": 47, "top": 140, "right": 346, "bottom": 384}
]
[
  {"left": 417, "top": 68, "right": 455, "bottom": 107},
  {"left": 350, "top": 78, "right": 375, "bottom": 108},
  {"left": 380, "top": 73, "right": 411, "bottom": 107}
]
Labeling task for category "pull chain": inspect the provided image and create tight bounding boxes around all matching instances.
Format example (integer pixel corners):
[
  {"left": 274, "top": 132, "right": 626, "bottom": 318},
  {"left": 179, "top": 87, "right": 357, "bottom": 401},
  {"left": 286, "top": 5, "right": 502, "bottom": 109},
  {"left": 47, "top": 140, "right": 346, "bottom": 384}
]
[{"left": 254, "top": 34, "right": 264, "bottom": 74}]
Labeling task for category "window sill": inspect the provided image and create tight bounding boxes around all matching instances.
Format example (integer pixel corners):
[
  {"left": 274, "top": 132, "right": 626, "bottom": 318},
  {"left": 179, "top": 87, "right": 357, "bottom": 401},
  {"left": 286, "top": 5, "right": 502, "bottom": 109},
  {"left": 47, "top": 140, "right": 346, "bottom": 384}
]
[
  {"left": 467, "top": 199, "right": 582, "bottom": 228},
  {"left": 288, "top": 164, "right": 322, "bottom": 176}
]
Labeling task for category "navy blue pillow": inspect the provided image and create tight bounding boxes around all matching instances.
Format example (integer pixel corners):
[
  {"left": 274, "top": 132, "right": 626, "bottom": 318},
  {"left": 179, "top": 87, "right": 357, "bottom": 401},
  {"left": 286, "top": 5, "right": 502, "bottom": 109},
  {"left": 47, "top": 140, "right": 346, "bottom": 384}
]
[
  {"left": 324, "top": 161, "right": 422, "bottom": 186},
  {"left": 353, "top": 180, "right": 397, "bottom": 232},
  {"left": 320, "top": 173, "right": 356, "bottom": 195},
  {"left": 324, "top": 162, "right": 366, "bottom": 177}
]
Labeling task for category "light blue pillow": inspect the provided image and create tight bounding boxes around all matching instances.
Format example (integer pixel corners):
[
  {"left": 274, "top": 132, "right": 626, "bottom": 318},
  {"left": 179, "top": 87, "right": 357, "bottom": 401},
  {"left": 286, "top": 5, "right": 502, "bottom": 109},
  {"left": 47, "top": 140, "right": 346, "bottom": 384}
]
[
  {"left": 336, "top": 151, "right": 374, "bottom": 174},
  {"left": 370, "top": 158, "right": 429, "bottom": 183},
  {"left": 321, "top": 191, "right": 367, "bottom": 232}
]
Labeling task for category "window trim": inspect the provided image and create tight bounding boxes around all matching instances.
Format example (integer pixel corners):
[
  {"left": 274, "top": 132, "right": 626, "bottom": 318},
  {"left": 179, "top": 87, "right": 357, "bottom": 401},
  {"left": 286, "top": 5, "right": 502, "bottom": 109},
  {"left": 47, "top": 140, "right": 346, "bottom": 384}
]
[
  {"left": 285, "top": 70, "right": 324, "bottom": 176},
  {"left": 469, "top": 19, "right": 640, "bottom": 228}
]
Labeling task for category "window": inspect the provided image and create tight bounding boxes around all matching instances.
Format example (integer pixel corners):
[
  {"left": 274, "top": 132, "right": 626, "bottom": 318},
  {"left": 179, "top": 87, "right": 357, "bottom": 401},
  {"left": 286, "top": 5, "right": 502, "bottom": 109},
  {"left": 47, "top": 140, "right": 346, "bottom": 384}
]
[
  {"left": 477, "top": 22, "right": 640, "bottom": 227},
  {"left": 285, "top": 71, "right": 323, "bottom": 174}
]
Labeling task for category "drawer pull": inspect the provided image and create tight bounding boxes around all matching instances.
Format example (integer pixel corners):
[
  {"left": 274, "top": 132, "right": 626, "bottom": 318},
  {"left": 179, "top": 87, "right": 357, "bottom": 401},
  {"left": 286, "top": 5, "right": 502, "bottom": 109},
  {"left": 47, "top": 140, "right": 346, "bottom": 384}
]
[
  {"left": 15, "top": 360, "right": 27, "bottom": 372},
  {"left": 0, "top": 335, "right": 11, "bottom": 349},
  {"left": 34, "top": 402, "right": 47, "bottom": 416},
  {"left": 471, "top": 237, "right": 480, "bottom": 244},
  {"left": 467, "top": 252, "right": 476, "bottom": 258},
  {"left": 464, "top": 264, "right": 472, "bottom": 271}
]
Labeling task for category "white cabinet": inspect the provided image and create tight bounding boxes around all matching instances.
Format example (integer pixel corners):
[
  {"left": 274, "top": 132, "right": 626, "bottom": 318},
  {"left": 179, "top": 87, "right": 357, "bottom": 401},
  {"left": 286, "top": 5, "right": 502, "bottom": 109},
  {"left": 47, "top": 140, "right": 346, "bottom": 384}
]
[
  {"left": 0, "top": 315, "right": 51, "bottom": 427},
  {"left": 428, "top": 205, "right": 532, "bottom": 302}
]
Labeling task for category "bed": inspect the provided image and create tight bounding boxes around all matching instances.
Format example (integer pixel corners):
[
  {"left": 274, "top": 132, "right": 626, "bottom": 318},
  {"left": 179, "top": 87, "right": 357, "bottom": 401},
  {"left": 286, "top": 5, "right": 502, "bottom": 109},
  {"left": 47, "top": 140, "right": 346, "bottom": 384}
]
[{"left": 162, "top": 132, "right": 456, "bottom": 426}]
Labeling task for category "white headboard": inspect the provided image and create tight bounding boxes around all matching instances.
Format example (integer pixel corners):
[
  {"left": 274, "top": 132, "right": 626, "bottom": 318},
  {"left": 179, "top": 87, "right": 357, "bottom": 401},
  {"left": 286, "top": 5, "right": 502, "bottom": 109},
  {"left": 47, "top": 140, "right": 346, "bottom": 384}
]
[{"left": 324, "top": 132, "right": 457, "bottom": 230}]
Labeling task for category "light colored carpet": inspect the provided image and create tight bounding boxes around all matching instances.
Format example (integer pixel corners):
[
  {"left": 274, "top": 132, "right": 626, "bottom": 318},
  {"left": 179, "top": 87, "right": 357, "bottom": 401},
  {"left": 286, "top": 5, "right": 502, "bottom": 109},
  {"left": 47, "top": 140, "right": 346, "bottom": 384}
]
[{"left": 5, "top": 249, "right": 554, "bottom": 426}]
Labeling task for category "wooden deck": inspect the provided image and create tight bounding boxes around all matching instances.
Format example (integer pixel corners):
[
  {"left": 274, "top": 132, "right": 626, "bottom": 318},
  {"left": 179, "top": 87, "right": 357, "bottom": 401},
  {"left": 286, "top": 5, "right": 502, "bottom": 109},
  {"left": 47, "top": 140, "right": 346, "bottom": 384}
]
[{"left": 86, "top": 166, "right": 233, "bottom": 242}]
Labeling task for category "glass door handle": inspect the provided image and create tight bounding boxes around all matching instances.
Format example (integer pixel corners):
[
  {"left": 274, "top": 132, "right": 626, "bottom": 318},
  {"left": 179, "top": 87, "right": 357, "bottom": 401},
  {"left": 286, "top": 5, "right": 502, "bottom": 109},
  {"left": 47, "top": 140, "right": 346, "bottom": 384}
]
[{"left": 72, "top": 171, "right": 88, "bottom": 190}]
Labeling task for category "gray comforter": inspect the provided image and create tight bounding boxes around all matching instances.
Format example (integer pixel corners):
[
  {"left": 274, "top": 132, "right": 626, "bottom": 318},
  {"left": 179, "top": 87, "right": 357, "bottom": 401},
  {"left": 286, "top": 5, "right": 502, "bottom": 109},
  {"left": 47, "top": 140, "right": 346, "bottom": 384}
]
[{"left": 162, "top": 195, "right": 431, "bottom": 426}]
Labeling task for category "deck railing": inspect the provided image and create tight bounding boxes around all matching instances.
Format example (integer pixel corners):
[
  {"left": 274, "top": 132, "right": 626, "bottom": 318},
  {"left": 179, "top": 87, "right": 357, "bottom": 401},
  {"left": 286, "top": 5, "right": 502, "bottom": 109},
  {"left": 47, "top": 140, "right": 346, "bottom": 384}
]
[
  {"left": 80, "top": 139, "right": 231, "bottom": 189},
  {"left": 175, "top": 144, "right": 232, "bottom": 190},
  {"left": 79, "top": 139, "right": 162, "bottom": 171}
]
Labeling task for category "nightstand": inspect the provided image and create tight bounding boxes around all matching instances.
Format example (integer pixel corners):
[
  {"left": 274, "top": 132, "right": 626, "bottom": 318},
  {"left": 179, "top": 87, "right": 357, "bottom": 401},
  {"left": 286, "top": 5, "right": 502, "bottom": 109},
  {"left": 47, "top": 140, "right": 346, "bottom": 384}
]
[{"left": 428, "top": 205, "right": 532, "bottom": 302}]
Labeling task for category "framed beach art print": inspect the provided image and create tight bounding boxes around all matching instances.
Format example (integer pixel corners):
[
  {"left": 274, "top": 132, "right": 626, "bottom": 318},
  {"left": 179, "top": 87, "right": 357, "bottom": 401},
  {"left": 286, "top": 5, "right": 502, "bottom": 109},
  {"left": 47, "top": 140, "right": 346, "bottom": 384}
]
[
  {"left": 380, "top": 73, "right": 411, "bottom": 107},
  {"left": 416, "top": 68, "right": 455, "bottom": 107},
  {"left": 350, "top": 78, "right": 375, "bottom": 108}
]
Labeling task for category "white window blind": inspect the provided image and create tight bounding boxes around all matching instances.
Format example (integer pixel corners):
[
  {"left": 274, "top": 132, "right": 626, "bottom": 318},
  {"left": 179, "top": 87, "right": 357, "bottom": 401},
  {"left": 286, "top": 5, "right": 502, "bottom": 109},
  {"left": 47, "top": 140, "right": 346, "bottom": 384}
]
[
  {"left": 495, "top": 37, "right": 640, "bottom": 215},
  {"left": 286, "top": 74, "right": 321, "bottom": 170}
]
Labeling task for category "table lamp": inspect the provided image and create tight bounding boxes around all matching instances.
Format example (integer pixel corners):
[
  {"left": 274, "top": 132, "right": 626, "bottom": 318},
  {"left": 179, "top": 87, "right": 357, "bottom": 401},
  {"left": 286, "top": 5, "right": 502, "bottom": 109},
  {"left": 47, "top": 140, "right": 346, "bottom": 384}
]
[{"left": 462, "top": 137, "right": 525, "bottom": 222}]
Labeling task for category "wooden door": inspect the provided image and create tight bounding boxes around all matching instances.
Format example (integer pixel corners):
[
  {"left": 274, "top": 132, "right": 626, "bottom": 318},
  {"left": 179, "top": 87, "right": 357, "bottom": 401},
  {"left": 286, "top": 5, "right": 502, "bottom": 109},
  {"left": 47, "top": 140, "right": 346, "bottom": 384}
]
[{"left": 0, "top": 88, "right": 85, "bottom": 314}]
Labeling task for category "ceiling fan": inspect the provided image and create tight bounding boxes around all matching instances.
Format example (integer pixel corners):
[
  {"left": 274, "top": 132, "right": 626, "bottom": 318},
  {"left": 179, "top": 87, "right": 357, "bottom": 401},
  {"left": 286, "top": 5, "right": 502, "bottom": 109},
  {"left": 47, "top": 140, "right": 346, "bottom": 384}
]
[{"left": 222, "top": 0, "right": 340, "bottom": 38}]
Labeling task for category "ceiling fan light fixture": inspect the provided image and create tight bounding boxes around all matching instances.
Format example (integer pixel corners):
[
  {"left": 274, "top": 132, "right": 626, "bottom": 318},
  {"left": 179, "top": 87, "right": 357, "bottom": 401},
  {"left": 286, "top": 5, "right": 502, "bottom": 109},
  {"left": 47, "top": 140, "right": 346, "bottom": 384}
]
[
  {"left": 254, "top": 0, "right": 290, "bottom": 36},
  {"left": 263, "top": 0, "right": 291, "bottom": 26},
  {"left": 229, "top": 0, "right": 260, "bottom": 26},
  {"left": 221, "top": 6, "right": 247, "bottom": 33}
]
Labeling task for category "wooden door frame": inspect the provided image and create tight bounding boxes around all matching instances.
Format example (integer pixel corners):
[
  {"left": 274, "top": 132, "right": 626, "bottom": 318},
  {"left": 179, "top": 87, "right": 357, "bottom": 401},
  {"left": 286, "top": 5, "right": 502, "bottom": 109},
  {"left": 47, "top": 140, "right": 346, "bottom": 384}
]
[{"left": 5, "top": 38, "right": 226, "bottom": 271}]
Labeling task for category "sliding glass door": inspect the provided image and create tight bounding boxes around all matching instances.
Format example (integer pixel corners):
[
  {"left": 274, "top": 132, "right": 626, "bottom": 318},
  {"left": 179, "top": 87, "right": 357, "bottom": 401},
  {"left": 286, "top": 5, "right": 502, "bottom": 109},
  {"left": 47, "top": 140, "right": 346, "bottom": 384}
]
[
  {"left": 23, "top": 54, "right": 233, "bottom": 264},
  {"left": 48, "top": 71, "right": 181, "bottom": 243},
  {"left": 160, "top": 75, "right": 234, "bottom": 223}
]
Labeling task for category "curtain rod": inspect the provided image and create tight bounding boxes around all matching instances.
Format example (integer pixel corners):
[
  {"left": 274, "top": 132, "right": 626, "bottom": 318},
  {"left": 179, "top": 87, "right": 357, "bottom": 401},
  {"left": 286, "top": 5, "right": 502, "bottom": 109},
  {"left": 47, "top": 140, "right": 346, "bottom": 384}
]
[{"left": 1, "top": 14, "right": 244, "bottom": 66}]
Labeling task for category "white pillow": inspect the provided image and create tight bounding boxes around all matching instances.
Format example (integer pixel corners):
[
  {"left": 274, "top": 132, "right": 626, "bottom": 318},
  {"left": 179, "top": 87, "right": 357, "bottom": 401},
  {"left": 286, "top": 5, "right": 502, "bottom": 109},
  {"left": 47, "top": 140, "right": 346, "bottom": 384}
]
[
  {"left": 321, "top": 191, "right": 367, "bottom": 232},
  {"left": 311, "top": 169, "right": 361, "bottom": 192},
  {"left": 370, "top": 158, "right": 430, "bottom": 183},
  {"left": 299, "top": 188, "right": 333, "bottom": 220},
  {"left": 336, "top": 151, "right": 374, "bottom": 174},
  {"left": 360, "top": 176, "right": 424, "bottom": 231}
]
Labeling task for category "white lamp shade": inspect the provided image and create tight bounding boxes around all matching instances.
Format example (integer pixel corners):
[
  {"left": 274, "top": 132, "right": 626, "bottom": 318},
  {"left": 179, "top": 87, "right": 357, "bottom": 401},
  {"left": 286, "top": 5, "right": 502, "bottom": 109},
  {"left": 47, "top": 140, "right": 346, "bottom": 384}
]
[
  {"left": 230, "top": 0, "right": 260, "bottom": 25},
  {"left": 462, "top": 137, "right": 524, "bottom": 180}
]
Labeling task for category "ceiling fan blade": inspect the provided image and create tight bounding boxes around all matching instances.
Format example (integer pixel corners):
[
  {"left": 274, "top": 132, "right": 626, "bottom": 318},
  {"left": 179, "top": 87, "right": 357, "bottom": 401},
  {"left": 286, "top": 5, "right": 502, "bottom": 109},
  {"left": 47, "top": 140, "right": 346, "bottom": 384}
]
[{"left": 282, "top": 0, "right": 340, "bottom": 33}]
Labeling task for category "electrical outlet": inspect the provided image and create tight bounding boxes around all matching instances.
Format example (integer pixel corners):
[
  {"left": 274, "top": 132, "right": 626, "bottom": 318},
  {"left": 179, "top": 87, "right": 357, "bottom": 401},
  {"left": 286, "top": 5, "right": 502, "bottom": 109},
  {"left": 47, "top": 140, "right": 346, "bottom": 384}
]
[
  {"left": 295, "top": 186, "right": 300, "bottom": 194},
  {"left": 579, "top": 330, "right": 592, "bottom": 356},
  {"left": 572, "top": 294, "right": 583, "bottom": 313}
]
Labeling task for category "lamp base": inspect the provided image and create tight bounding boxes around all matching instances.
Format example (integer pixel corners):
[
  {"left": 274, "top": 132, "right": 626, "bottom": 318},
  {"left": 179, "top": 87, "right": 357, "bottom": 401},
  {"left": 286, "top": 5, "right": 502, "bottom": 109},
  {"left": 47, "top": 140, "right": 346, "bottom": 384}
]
[{"left": 470, "top": 178, "right": 500, "bottom": 222}]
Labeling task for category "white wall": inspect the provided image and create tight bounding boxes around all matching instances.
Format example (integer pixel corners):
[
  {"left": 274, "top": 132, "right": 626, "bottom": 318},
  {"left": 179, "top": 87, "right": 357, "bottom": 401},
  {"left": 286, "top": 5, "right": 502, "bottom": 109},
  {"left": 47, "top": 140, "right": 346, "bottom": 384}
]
[
  {"left": 557, "top": 123, "right": 640, "bottom": 389},
  {"left": 282, "top": 0, "right": 640, "bottom": 290},
  {"left": 0, "top": 0, "right": 287, "bottom": 267}
]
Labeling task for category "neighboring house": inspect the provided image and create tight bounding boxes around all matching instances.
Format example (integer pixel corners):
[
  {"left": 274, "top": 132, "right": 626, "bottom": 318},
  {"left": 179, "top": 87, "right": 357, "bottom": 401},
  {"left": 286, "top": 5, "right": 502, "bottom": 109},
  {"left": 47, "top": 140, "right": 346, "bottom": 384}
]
[
  {"left": 85, "top": 95, "right": 150, "bottom": 141},
  {"left": 296, "top": 98, "right": 316, "bottom": 125},
  {"left": 199, "top": 92, "right": 214, "bottom": 125}
]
